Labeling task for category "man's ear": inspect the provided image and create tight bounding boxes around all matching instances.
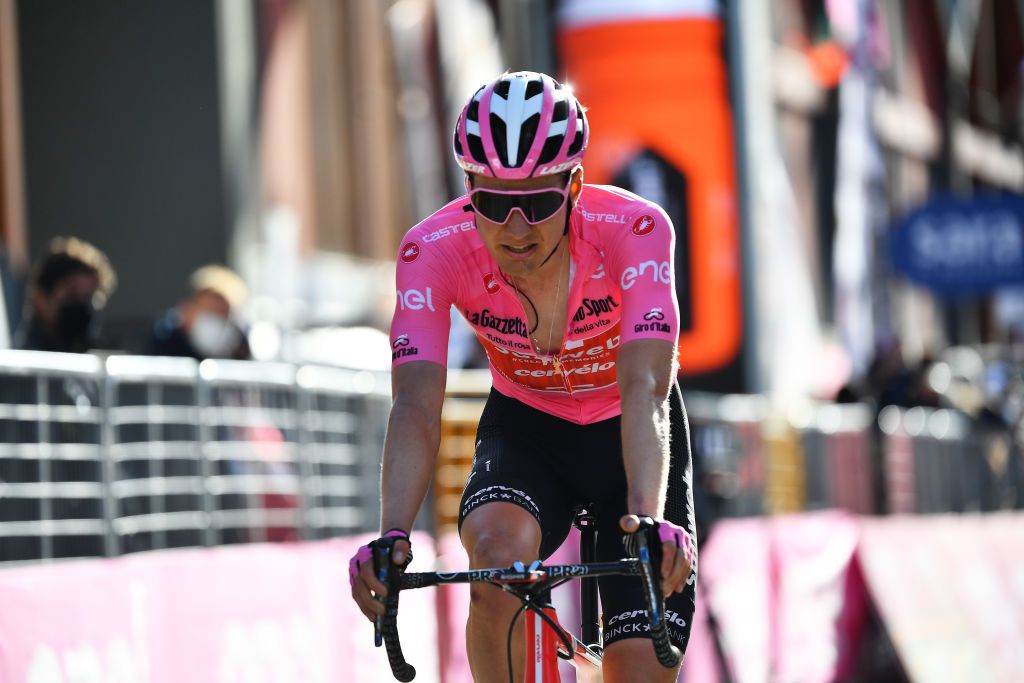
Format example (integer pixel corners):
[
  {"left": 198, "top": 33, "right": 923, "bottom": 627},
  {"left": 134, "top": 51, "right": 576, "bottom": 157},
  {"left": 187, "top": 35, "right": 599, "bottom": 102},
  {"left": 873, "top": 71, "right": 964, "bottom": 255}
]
[{"left": 569, "top": 167, "right": 584, "bottom": 203}]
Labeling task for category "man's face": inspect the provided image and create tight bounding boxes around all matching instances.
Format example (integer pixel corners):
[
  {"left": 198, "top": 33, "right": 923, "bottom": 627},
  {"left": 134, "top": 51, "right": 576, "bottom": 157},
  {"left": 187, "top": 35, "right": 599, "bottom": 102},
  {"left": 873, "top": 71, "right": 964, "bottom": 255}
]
[
  {"left": 469, "top": 169, "right": 581, "bottom": 278},
  {"left": 36, "top": 272, "right": 100, "bottom": 325},
  {"left": 183, "top": 290, "right": 231, "bottom": 330}
]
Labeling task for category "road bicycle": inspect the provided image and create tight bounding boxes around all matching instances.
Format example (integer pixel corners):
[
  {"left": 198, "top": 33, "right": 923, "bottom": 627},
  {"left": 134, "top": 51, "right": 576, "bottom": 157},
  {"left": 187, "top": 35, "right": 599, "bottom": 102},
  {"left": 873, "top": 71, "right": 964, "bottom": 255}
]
[{"left": 371, "top": 513, "right": 683, "bottom": 682}]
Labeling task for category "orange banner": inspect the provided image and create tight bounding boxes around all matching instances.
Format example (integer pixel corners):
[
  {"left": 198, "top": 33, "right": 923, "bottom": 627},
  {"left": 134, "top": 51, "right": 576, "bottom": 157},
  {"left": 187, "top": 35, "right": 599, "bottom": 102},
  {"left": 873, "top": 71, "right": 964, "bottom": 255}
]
[{"left": 559, "top": 18, "right": 742, "bottom": 374}]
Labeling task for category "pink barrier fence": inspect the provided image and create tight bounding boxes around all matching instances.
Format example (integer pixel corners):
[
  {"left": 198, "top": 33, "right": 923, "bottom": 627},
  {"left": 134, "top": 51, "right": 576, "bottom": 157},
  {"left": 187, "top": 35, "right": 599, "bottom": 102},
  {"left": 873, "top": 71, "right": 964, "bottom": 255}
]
[
  {"left": 5, "top": 514, "right": 1023, "bottom": 683},
  {"left": 693, "top": 511, "right": 1024, "bottom": 683},
  {"left": 0, "top": 534, "right": 438, "bottom": 683},
  {"left": 858, "top": 514, "right": 1024, "bottom": 683}
]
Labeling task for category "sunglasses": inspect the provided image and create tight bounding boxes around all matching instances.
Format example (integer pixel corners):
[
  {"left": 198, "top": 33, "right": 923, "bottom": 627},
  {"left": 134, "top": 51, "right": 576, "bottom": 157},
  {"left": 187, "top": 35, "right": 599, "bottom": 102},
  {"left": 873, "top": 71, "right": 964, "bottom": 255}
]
[{"left": 468, "top": 185, "right": 571, "bottom": 225}]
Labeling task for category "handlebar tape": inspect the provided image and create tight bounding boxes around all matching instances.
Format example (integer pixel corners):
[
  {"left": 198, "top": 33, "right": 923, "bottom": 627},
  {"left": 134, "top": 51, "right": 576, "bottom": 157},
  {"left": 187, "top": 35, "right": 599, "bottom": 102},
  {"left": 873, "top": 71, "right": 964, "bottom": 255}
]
[{"left": 373, "top": 539, "right": 417, "bottom": 681}]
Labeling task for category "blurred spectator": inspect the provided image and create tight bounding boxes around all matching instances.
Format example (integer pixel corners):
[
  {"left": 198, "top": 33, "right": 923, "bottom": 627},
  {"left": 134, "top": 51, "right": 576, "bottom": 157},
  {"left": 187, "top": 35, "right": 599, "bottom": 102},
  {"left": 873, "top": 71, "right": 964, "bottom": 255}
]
[
  {"left": 147, "top": 265, "right": 251, "bottom": 360},
  {"left": 14, "top": 236, "right": 117, "bottom": 353}
]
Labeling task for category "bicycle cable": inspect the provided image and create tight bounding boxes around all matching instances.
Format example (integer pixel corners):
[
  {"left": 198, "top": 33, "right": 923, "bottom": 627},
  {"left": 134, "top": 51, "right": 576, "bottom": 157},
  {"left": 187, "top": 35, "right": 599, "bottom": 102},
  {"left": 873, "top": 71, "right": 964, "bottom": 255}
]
[{"left": 506, "top": 601, "right": 530, "bottom": 683}]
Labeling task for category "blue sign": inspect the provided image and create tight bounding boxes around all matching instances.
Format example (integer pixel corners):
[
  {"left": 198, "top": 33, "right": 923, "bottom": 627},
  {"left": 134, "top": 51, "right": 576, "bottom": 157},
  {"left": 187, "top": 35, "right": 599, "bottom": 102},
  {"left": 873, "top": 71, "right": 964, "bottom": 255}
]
[{"left": 890, "top": 195, "right": 1024, "bottom": 295}]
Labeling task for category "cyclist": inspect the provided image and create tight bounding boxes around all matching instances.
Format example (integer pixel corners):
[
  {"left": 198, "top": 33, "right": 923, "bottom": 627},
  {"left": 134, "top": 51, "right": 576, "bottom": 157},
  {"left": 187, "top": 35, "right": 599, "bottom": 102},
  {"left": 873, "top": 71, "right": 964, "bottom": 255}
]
[{"left": 351, "top": 70, "right": 697, "bottom": 682}]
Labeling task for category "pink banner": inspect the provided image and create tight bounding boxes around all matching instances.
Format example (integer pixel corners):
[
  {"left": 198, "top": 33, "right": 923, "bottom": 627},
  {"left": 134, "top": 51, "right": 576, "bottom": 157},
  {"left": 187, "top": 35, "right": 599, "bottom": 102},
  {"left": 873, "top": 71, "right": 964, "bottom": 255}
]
[
  {"left": 0, "top": 535, "right": 438, "bottom": 683},
  {"left": 697, "top": 512, "right": 865, "bottom": 683},
  {"left": 770, "top": 512, "right": 865, "bottom": 682},
  {"left": 858, "top": 514, "right": 1024, "bottom": 683},
  {"left": 697, "top": 518, "right": 773, "bottom": 683}
]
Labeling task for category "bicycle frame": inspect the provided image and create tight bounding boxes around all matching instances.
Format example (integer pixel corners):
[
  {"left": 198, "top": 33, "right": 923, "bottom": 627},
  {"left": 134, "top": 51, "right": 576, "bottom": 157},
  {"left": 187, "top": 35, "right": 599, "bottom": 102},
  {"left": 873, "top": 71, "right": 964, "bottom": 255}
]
[{"left": 522, "top": 595, "right": 604, "bottom": 682}]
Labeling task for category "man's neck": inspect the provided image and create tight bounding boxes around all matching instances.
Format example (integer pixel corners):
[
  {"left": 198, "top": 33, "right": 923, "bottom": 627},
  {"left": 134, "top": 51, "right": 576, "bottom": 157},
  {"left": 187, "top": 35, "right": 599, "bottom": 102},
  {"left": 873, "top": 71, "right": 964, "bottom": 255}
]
[{"left": 514, "top": 236, "right": 568, "bottom": 292}]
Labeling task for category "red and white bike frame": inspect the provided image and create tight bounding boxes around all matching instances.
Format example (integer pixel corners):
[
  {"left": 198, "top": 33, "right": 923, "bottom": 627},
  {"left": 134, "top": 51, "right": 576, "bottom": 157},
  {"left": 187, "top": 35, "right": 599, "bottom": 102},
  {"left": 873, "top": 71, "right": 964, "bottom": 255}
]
[{"left": 524, "top": 603, "right": 603, "bottom": 683}]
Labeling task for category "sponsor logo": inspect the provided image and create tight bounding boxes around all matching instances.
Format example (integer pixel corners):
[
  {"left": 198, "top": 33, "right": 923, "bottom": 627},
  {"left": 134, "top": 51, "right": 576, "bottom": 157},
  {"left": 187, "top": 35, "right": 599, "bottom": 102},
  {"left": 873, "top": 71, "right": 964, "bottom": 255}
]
[
  {"left": 606, "top": 609, "right": 688, "bottom": 629},
  {"left": 546, "top": 565, "right": 588, "bottom": 578},
  {"left": 400, "top": 242, "right": 421, "bottom": 263},
  {"left": 580, "top": 209, "right": 627, "bottom": 224},
  {"left": 514, "top": 361, "right": 615, "bottom": 378},
  {"left": 536, "top": 160, "right": 578, "bottom": 176},
  {"left": 572, "top": 318, "right": 612, "bottom": 334},
  {"left": 463, "top": 484, "right": 540, "bottom": 516},
  {"left": 620, "top": 260, "right": 671, "bottom": 290},
  {"left": 634, "top": 321, "right": 671, "bottom": 334},
  {"left": 483, "top": 273, "right": 500, "bottom": 294},
  {"left": 423, "top": 220, "right": 475, "bottom": 242},
  {"left": 604, "top": 623, "right": 651, "bottom": 640},
  {"left": 591, "top": 264, "right": 606, "bottom": 280},
  {"left": 464, "top": 309, "right": 528, "bottom": 338},
  {"left": 631, "top": 214, "right": 656, "bottom": 236},
  {"left": 392, "top": 346, "right": 419, "bottom": 360},
  {"left": 484, "top": 332, "right": 531, "bottom": 351},
  {"left": 461, "top": 161, "right": 487, "bottom": 174},
  {"left": 391, "top": 335, "right": 419, "bottom": 360},
  {"left": 571, "top": 295, "right": 619, "bottom": 323},
  {"left": 397, "top": 287, "right": 436, "bottom": 311},
  {"left": 644, "top": 308, "right": 665, "bottom": 321},
  {"left": 492, "top": 335, "right": 620, "bottom": 361}
]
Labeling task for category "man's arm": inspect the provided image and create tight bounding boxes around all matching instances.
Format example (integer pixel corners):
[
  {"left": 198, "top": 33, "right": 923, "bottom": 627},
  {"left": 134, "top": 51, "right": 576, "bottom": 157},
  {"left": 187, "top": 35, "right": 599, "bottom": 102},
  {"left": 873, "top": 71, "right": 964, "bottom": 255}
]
[
  {"left": 617, "top": 338, "right": 676, "bottom": 515},
  {"left": 616, "top": 338, "right": 691, "bottom": 596},
  {"left": 380, "top": 360, "right": 448, "bottom": 533},
  {"left": 351, "top": 360, "right": 446, "bottom": 622}
]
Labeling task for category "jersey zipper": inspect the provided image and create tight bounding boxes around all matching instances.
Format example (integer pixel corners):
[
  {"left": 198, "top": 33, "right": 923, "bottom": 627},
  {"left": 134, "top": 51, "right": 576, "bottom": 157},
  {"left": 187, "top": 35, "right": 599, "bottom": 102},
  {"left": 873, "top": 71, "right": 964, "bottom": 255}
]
[{"left": 550, "top": 355, "right": 573, "bottom": 396}]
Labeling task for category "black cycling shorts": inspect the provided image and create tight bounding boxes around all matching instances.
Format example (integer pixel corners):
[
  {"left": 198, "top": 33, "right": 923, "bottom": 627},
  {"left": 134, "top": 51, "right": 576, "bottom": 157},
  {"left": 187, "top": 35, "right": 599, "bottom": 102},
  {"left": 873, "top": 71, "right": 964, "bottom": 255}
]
[{"left": 457, "top": 383, "right": 698, "bottom": 653}]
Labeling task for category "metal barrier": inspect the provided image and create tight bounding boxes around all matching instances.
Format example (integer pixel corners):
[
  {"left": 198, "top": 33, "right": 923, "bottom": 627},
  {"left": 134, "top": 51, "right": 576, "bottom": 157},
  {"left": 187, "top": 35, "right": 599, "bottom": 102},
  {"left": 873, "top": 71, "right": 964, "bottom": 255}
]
[
  {"left": 0, "top": 352, "right": 107, "bottom": 563},
  {"left": 687, "top": 394, "right": 877, "bottom": 516},
  {"left": 792, "top": 402, "right": 875, "bottom": 514},
  {"left": 105, "top": 355, "right": 203, "bottom": 555},
  {"left": 0, "top": 350, "right": 390, "bottom": 564},
  {"left": 880, "top": 405, "right": 1023, "bottom": 514},
  {"left": 5, "top": 350, "right": 1019, "bottom": 565}
]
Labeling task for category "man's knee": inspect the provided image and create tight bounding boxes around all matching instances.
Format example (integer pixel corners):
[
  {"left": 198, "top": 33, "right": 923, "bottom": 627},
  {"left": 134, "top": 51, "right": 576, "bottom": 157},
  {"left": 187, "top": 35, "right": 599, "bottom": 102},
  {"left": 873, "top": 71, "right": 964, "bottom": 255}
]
[{"left": 461, "top": 502, "right": 540, "bottom": 568}]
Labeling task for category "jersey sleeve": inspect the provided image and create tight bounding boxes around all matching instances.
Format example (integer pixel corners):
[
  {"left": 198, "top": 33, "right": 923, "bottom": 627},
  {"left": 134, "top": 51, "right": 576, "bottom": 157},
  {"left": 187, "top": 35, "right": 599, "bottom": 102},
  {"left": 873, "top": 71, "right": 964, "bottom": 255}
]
[
  {"left": 390, "top": 236, "right": 456, "bottom": 369},
  {"left": 602, "top": 204, "right": 681, "bottom": 345}
]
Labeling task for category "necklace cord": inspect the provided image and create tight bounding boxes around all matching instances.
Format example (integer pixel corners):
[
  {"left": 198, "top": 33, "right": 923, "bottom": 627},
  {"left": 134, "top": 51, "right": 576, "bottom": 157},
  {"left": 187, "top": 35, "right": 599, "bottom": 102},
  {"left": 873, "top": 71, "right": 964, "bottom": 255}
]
[{"left": 508, "top": 238, "right": 566, "bottom": 355}]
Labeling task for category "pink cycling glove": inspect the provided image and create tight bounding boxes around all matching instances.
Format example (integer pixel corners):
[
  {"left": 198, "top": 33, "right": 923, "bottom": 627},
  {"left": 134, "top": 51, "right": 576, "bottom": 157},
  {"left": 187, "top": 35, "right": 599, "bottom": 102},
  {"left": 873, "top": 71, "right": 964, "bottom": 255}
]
[
  {"left": 656, "top": 519, "right": 696, "bottom": 570},
  {"left": 349, "top": 529, "right": 411, "bottom": 588}
]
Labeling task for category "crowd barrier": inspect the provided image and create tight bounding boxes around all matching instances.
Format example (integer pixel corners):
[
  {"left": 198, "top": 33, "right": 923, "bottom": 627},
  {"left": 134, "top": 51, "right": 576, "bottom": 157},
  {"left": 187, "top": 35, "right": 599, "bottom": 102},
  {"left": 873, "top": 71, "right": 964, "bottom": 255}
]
[
  {"left": 0, "top": 350, "right": 390, "bottom": 564},
  {"left": 689, "top": 511, "right": 1024, "bottom": 683},
  {"left": 4, "top": 352, "right": 1021, "bottom": 568},
  {"left": 880, "top": 405, "right": 1022, "bottom": 514},
  {"left": 0, "top": 533, "right": 439, "bottom": 683}
]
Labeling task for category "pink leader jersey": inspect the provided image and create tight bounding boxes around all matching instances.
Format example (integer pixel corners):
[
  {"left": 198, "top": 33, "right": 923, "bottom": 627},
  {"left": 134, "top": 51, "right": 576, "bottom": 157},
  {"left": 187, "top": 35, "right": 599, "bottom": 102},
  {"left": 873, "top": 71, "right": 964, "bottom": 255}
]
[{"left": 390, "top": 184, "right": 680, "bottom": 425}]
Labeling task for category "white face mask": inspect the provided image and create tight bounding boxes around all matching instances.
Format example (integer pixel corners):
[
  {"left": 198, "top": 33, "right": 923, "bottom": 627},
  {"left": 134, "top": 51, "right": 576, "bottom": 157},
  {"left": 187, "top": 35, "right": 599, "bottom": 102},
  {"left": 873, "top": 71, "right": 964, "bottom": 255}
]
[{"left": 189, "top": 312, "right": 240, "bottom": 358}]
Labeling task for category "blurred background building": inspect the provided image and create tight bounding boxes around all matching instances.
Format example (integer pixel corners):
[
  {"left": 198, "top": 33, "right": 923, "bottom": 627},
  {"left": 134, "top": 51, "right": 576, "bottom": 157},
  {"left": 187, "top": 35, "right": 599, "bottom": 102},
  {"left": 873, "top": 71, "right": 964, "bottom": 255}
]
[{"left": 1, "top": 0, "right": 1021, "bottom": 396}]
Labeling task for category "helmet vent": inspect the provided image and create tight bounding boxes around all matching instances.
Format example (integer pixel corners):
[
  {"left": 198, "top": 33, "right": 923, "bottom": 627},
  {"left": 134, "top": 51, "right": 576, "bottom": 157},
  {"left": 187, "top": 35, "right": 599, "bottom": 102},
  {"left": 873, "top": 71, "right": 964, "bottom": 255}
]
[
  {"left": 467, "top": 134, "right": 488, "bottom": 164},
  {"left": 489, "top": 115, "right": 508, "bottom": 165},
  {"left": 537, "top": 135, "right": 563, "bottom": 165},
  {"left": 567, "top": 129, "right": 584, "bottom": 157},
  {"left": 514, "top": 113, "right": 540, "bottom": 168},
  {"left": 552, "top": 99, "right": 568, "bottom": 122}
]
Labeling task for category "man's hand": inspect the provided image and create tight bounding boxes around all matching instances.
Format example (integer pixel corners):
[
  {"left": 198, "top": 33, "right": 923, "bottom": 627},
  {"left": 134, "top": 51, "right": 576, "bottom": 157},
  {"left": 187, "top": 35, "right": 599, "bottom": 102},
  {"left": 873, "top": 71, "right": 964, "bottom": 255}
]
[
  {"left": 349, "top": 531, "right": 412, "bottom": 622},
  {"left": 621, "top": 514, "right": 693, "bottom": 598}
]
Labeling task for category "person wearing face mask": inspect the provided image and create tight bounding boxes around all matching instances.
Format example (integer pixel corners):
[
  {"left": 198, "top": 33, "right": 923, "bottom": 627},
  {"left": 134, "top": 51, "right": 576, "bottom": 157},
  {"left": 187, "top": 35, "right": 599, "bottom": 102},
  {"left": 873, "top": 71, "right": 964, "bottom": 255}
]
[
  {"left": 146, "top": 264, "right": 251, "bottom": 361},
  {"left": 14, "top": 237, "right": 117, "bottom": 353}
]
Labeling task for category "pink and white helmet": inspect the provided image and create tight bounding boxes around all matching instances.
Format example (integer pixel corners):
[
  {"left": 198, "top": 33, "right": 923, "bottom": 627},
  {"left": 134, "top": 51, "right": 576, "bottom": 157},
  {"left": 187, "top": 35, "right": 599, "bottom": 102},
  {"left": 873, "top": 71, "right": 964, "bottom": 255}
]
[{"left": 453, "top": 71, "right": 589, "bottom": 180}]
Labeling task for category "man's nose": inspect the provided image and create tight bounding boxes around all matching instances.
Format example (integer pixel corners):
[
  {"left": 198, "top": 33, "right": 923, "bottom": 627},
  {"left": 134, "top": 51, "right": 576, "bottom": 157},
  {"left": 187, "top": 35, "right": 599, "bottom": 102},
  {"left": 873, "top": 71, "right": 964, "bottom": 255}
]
[{"left": 504, "top": 208, "right": 531, "bottom": 235}]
